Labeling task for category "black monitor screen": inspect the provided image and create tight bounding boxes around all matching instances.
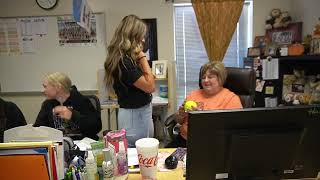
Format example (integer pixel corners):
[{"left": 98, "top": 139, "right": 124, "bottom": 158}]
[{"left": 187, "top": 105, "right": 320, "bottom": 180}]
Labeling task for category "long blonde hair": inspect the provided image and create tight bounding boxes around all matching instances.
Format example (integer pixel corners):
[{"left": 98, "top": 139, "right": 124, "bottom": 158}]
[{"left": 104, "top": 15, "right": 147, "bottom": 89}]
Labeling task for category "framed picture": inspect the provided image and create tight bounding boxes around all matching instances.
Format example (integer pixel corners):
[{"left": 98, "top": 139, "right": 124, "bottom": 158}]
[
  {"left": 292, "top": 84, "right": 305, "bottom": 93},
  {"left": 152, "top": 60, "right": 167, "bottom": 79},
  {"left": 265, "top": 44, "right": 278, "bottom": 56},
  {"left": 143, "top": 18, "right": 158, "bottom": 65},
  {"left": 266, "top": 22, "right": 302, "bottom": 45},
  {"left": 253, "top": 36, "right": 269, "bottom": 47},
  {"left": 247, "top": 47, "right": 261, "bottom": 57}
]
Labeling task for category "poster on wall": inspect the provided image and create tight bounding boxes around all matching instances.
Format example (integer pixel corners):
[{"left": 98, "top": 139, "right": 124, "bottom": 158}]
[
  {"left": 142, "top": 18, "right": 158, "bottom": 66},
  {"left": 0, "top": 18, "right": 22, "bottom": 56},
  {"left": 57, "top": 15, "right": 97, "bottom": 46}
]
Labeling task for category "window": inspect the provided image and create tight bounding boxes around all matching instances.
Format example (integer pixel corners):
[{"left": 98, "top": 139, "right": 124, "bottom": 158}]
[{"left": 174, "top": 2, "right": 253, "bottom": 107}]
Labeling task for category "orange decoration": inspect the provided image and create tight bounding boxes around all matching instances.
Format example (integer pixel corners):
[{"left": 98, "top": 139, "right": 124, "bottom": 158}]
[{"left": 288, "top": 43, "right": 304, "bottom": 56}]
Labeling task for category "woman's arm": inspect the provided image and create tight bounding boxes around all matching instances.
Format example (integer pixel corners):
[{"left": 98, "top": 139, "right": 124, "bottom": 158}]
[
  {"left": 175, "top": 106, "right": 187, "bottom": 124},
  {"left": 133, "top": 52, "right": 155, "bottom": 93}
]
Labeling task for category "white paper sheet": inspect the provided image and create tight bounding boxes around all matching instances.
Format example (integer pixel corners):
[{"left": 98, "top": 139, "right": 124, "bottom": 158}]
[
  {"left": 128, "top": 148, "right": 139, "bottom": 166},
  {"left": 262, "top": 58, "right": 279, "bottom": 80},
  {"left": 32, "top": 17, "right": 48, "bottom": 36}
]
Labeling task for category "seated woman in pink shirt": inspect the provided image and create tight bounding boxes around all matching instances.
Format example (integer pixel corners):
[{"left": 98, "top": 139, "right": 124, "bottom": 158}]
[{"left": 167, "top": 61, "right": 242, "bottom": 148}]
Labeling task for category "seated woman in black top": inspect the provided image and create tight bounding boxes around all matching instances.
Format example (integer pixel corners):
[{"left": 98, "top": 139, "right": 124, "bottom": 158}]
[
  {"left": 0, "top": 98, "right": 27, "bottom": 143},
  {"left": 33, "top": 72, "right": 102, "bottom": 140}
]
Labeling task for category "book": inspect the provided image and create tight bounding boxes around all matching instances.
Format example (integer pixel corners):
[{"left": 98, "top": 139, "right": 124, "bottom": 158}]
[{"left": 0, "top": 154, "right": 50, "bottom": 180}]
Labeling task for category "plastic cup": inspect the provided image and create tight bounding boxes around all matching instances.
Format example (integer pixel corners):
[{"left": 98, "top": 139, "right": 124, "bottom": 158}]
[{"left": 135, "top": 138, "right": 159, "bottom": 180}]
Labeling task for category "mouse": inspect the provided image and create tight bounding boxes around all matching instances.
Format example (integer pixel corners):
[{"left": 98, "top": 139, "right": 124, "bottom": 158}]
[{"left": 165, "top": 155, "right": 178, "bottom": 169}]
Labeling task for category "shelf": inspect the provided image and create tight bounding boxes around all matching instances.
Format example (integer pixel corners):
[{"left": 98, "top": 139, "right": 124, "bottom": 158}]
[{"left": 260, "top": 55, "right": 320, "bottom": 61}]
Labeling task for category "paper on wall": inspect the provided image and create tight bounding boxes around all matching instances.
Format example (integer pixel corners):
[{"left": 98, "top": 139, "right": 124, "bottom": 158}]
[{"left": 262, "top": 58, "right": 279, "bottom": 80}]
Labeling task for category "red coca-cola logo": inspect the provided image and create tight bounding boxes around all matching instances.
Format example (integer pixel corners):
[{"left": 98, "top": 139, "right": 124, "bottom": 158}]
[{"left": 138, "top": 154, "right": 158, "bottom": 168}]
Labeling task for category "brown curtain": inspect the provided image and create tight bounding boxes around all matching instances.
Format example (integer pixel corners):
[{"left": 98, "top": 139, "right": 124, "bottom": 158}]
[{"left": 192, "top": 0, "right": 244, "bottom": 62}]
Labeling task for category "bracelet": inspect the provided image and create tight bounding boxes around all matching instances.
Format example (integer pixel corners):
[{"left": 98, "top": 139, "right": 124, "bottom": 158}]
[{"left": 137, "top": 55, "right": 146, "bottom": 61}]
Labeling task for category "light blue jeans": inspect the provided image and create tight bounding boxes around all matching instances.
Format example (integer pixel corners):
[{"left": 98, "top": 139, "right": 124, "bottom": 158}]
[{"left": 118, "top": 103, "right": 154, "bottom": 147}]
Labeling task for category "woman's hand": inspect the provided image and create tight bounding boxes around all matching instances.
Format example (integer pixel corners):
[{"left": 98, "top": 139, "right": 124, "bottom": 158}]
[
  {"left": 175, "top": 100, "right": 204, "bottom": 124},
  {"left": 53, "top": 106, "right": 73, "bottom": 121},
  {"left": 175, "top": 101, "right": 188, "bottom": 124}
]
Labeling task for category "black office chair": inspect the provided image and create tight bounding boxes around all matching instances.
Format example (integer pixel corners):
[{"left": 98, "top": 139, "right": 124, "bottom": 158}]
[
  {"left": 85, "top": 95, "right": 101, "bottom": 118},
  {"left": 223, "top": 67, "right": 256, "bottom": 108}
]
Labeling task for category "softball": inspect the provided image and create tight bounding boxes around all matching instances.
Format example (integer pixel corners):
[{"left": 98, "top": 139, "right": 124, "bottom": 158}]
[{"left": 184, "top": 101, "right": 198, "bottom": 111}]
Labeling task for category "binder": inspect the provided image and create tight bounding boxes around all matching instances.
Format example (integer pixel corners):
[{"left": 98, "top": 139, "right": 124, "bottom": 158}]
[
  {"left": 4, "top": 126, "right": 65, "bottom": 180},
  {"left": 0, "top": 154, "right": 50, "bottom": 180}
]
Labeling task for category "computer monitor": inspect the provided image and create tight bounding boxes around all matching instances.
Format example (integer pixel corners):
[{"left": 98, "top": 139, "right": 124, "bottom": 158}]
[{"left": 187, "top": 105, "right": 320, "bottom": 180}]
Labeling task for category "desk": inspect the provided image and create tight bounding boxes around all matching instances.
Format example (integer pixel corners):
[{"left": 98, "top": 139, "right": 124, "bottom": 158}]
[
  {"left": 128, "top": 148, "right": 185, "bottom": 180},
  {"left": 101, "top": 97, "right": 168, "bottom": 130},
  {"left": 101, "top": 102, "right": 119, "bottom": 130}
]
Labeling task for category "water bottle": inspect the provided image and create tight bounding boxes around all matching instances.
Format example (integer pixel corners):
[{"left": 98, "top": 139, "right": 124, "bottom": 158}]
[
  {"left": 85, "top": 150, "right": 98, "bottom": 180},
  {"left": 117, "top": 141, "right": 128, "bottom": 175},
  {"left": 102, "top": 148, "right": 114, "bottom": 180}
]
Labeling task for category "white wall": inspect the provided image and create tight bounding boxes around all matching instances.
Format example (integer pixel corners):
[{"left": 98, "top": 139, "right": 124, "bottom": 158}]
[
  {"left": 292, "top": 0, "right": 320, "bottom": 37},
  {"left": 0, "top": 0, "right": 176, "bottom": 137},
  {"left": 1, "top": 0, "right": 319, "bottom": 137},
  {"left": 253, "top": 0, "right": 293, "bottom": 37},
  {"left": 253, "top": 0, "right": 320, "bottom": 37}
]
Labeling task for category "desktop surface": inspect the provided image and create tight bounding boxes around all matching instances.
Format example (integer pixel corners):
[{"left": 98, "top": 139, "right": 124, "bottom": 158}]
[{"left": 128, "top": 148, "right": 185, "bottom": 180}]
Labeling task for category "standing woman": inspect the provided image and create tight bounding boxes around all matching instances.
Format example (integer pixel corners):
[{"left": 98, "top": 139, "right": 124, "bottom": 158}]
[{"left": 104, "top": 15, "right": 155, "bottom": 147}]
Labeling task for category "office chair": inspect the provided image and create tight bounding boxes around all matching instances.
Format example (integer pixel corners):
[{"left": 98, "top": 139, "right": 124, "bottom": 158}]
[
  {"left": 165, "top": 66, "right": 256, "bottom": 144},
  {"left": 222, "top": 67, "right": 256, "bottom": 108},
  {"left": 85, "top": 95, "right": 101, "bottom": 118}
]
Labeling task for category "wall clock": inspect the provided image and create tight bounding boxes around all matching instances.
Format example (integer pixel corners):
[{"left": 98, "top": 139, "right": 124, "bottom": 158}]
[{"left": 36, "top": 0, "right": 58, "bottom": 10}]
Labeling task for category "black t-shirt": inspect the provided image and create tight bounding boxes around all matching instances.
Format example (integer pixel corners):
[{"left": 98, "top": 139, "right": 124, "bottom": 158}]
[{"left": 113, "top": 56, "right": 152, "bottom": 108}]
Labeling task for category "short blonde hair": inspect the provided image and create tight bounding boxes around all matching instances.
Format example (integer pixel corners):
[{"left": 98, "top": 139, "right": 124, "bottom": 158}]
[
  {"left": 200, "top": 61, "right": 227, "bottom": 86},
  {"left": 44, "top": 72, "right": 72, "bottom": 92}
]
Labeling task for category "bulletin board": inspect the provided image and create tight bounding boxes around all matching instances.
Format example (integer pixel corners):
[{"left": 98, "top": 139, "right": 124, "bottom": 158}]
[{"left": 0, "top": 13, "right": 106, "bottom": 93}]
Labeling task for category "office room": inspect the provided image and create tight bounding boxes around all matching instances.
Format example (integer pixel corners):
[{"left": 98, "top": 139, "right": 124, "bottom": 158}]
[{"left": 1, "top": 0, "right": 320, "bottom": 179}]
